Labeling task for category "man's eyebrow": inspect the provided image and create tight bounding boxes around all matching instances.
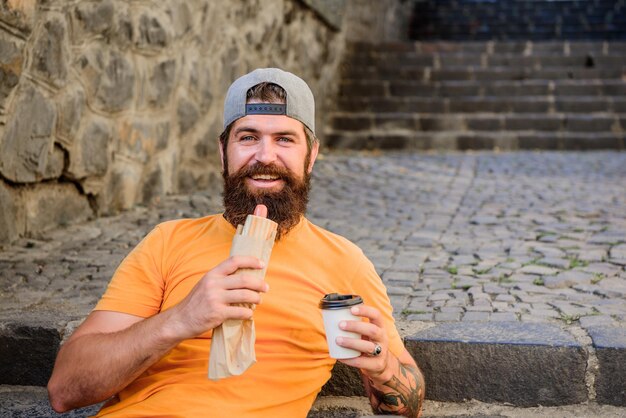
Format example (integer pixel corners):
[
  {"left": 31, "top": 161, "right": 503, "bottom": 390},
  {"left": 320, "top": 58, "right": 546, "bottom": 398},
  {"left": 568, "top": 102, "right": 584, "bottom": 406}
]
[
  {"left": 273, "top": 130, "right": 299, "bottom": 137},
  {"left": 233, "top": 126, "right": 300, "bottom": 137},
  {"left": 233, "top": 126, "right": 261, "bottom": 135}
]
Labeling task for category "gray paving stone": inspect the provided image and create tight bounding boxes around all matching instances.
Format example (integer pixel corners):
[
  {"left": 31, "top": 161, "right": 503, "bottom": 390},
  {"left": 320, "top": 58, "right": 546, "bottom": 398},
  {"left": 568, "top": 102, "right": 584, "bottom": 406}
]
[
  {"left": 429, "top": 293, "right": 452, "bottom": 302},
  {"left": 451, "top": 255, "right": 477, "bottom": 265},
  {"left": 537, "top": 234, "right": 559, "bottom": 243},
  {"left": 519, "top": 314, "right": 551, "bottom": 323},
  {"left": 490, "top": 312, "right": 518, "bottom": 321},
  {"left": 588, "top": 232, "right": 626, "bottom": 245},
  {"left": 587, "top": 326, "right": 626, "bottom": 406},
  {"left": 579, "top": 315, "right": 617, "bottom": 329},
  {"left": 518, "top": 265, "right": 560, "bottom": 276},
  {"left": 532, "top": 245, "right": 566, "bottom": 259},
  {"left": 483, "top": 283, "right": 507, "bottom": 294},
  {"left": 537, "top": 257, "right": 570, "bottom": 269},
  {"left": 582, "top": 263, "right": 622, "bottom": 277},
  {"left": 610, "top": 244, "right": 626, "bottom": 260},
  {"left": 440, "top": 306, "right": 464, "bottom": 314},
  {"left": 456, "top": 266, "right": 474, "bottom": 276},
  {"left": 407, "top": 313, "right": 433, "bottom": 321},
  {"left": 466, "top": 305, "right": 493, "bottom": 312},
  {"left": 592, "top": 298, "right": 626, "bottom": 316},
  {"left": 388, "top": 295, "right": 409, "bottom": 312},
  {"left": 488, "top": 300, "right": 512, "bottom": 312},
  {"left": 385, "top": 285, "right": 412, "bottom": 295},
  {"left": 549, "top": 301, "right": 595, "bottom": 319},
  {"left": 407, "top": 300, "right": 431, "bottom": 311},
  {"left": 595, "top": 277, "right": 626, "bottom": 298},
  {"left": 434, "top": 312, "right": 461, "bottom": 322},
  {"left": 470, "top": 216, "right": 500, "bottom": 225},
  {"left": 572, "top": 283, "right": 602, "bottom": 295},
  {"left": 611, "top": 258, "right": 626, "bottom": 267},
  {"left": 462, "top": 311, "right": 490, "bottom": 321},
  {"left": 578, "top": 249, "right": 608, "bottom": 263},
  {"left": 543, "top": 270, "right": 594, "bottom": 289},
  {"left": 494, "top": 294, "right": 516, "bottom": 302}
]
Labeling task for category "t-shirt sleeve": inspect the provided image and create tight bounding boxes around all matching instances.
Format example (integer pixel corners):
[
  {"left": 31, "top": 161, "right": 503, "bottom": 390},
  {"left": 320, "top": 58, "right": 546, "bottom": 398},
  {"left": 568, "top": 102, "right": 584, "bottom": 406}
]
[
  {"left": 350, "top": 256, "right": 405, "bottom": 358},
  {"left": 94, "top": 226, "right": 166, "bottom": 318}
]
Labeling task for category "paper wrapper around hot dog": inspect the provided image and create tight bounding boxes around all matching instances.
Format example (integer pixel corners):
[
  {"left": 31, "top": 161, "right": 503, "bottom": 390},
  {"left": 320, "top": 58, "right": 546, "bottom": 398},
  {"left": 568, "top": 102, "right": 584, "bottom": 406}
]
[{"left": 208, "top": 215, "right": 277, "bottom": 380}]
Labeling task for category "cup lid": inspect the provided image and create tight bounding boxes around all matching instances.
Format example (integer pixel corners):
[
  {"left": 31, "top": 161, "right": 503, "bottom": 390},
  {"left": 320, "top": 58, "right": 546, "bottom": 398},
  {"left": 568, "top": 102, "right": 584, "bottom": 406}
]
[{"left": 319, "top": 293, "right": 363, "bottom": 309}]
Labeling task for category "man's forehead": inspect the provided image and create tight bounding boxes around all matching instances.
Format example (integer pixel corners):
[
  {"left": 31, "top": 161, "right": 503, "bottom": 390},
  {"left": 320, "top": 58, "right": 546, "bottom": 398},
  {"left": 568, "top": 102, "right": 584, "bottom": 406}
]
[{"left": 230, "top": 114, "right": 306, "bottom": 136}]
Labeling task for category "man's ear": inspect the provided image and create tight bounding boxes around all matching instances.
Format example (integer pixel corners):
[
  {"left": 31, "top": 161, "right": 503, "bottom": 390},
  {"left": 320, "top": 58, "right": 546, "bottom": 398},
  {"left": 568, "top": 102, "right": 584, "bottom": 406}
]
[{"left": 307, "top": 141, "right": 320, "bottom": 174}]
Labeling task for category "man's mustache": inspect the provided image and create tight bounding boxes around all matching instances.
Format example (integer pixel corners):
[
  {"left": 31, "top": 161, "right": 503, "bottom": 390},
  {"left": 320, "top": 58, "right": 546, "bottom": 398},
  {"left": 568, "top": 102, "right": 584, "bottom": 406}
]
[{"left": 232, "top": 163, "right": 296, "bottom": 185}]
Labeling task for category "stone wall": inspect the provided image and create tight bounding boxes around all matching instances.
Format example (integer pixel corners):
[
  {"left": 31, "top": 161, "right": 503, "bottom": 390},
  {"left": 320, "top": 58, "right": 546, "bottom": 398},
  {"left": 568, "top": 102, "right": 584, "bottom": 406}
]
[{"left": 0, "top": 0, "right": 366, "bottom": 245}]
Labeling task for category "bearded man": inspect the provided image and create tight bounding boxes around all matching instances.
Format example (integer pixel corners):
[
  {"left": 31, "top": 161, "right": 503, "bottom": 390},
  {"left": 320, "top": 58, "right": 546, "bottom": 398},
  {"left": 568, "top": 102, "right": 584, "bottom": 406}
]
[{"left": 47, "top": 68, "right": 425, "bottom": 417}]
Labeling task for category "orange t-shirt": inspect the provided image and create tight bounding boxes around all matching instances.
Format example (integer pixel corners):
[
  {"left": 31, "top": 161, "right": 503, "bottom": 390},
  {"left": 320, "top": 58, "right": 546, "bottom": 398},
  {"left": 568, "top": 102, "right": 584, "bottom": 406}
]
[{"left": 93, "top": 215, "right": 404, "bottom": 418}]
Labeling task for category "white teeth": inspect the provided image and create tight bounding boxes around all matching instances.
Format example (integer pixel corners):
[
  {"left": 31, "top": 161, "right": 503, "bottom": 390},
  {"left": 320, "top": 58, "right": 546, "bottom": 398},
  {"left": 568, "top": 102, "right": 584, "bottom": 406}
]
[{"left": 252, "top": 174, "right": 278, "bottom": 180}]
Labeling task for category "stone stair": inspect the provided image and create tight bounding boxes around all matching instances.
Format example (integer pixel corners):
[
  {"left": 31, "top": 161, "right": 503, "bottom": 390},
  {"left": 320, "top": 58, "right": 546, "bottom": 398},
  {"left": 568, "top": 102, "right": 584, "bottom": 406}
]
[
  {"left": 326, "top": 40, "right": 626, "bottom": 150},
  {"left": 410, "top": 0, "right": 626, "bottom": 41}
]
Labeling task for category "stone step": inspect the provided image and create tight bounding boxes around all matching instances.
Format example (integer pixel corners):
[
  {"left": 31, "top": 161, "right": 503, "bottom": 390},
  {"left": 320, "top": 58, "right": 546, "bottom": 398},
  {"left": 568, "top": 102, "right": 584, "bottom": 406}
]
[
  {"left": 339, "top": 80, "right": 626, "bottom": 98},
  {"left": 405, "top": 322, "right": 626, "bottom": 407},
  {"left": 411, "top": 0, "right": 622, "bottom": 15},
  {"left": 410, "top": 0, "right": 626, "bottom": 41},
  {"left": 347, "top": 53, "right": 626, "bottom": 69},
  {"left": 337, "top": 96, "right": 626, "bottom": 114},
  {"left": 411, "top": 28, "right": 626, "bottom": 42},
  {"left": 320, "top": 322, "right": 626, "bottom": 407},
  {"left": 420, "top": 16, "right": 626, "bottom": 27},
  {"left": 0, "top": 316, "right": 72, "bottom": 388},
  {"left": 324, "top": 130, "right": 625, "bottom": 151},
  {"left": 348, "top": 41, "right": 626, "bottom": 54},
  {"left": 330, "top": 112, "right": 626, "bottom": 133},
  {"left": 343, "top": 66, "right": 625, "bottom": 82}
]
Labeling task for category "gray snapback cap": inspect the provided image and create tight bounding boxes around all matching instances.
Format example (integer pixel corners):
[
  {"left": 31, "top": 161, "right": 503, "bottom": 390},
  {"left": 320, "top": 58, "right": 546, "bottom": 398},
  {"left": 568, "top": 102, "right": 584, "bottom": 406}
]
[{"left": 223, "top": 68, "right": 315, "bottom": 134}]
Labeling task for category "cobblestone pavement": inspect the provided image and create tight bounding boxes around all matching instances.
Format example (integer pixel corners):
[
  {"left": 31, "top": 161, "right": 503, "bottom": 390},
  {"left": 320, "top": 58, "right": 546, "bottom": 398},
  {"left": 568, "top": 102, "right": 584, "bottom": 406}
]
[
  {"left": 310, "top": 151, "right": 626, "bottom": 330},
  {"left": 1, "top": 150, "right": 625, "bottom": 333}
]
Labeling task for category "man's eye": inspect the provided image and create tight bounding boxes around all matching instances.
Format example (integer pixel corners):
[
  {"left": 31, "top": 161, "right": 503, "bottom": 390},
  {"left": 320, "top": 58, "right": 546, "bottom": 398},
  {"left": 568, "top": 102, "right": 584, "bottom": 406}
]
[
  {"left": 240, "top": 135, "right": 256, "bottom": 141},
  {"left": 277, "top": 137, "right": 293, "bottom": 143}
]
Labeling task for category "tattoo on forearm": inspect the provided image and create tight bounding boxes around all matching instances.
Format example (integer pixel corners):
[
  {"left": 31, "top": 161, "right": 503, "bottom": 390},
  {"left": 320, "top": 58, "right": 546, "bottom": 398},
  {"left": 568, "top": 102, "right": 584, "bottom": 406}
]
[{"left": 367, "top": 363, "right": 424, "bottom": 417}]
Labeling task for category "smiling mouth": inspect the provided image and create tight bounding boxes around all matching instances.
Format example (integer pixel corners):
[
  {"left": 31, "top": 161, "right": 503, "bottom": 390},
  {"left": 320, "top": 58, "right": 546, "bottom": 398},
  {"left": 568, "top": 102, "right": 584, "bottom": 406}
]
[
  {"left": 250, "top": 174, "right": 280, "bottom": 181},
  {"left": 247, "top": 174, "right": 285, "bottom": 189}
]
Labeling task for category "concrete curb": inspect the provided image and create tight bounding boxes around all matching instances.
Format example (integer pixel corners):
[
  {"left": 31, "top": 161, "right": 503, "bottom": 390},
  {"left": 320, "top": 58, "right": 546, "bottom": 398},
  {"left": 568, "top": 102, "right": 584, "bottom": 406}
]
[
  {"left": 587, "top": 326, "right": 626, "bottom": 406},
  {"left": 0, "top": 322, "right": 61, "bottom": 387},
  {"left": 405, "top": 322, "right": 587, "bottom": 406},
  {"left": 321, "top": 321, "right": 626, "bottom": 407}
]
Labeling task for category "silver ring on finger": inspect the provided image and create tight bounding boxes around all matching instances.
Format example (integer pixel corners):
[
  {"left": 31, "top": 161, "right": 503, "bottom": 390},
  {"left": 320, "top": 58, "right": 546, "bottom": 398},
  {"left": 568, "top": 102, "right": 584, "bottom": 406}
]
[{"left": 370, "top": 343, "right": 382, "bottom": 357}]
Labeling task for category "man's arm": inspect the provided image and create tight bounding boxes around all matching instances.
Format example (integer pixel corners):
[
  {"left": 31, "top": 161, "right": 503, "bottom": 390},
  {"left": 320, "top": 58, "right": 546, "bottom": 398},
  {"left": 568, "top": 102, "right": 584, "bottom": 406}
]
[
  {"left": 337, "top": 305, "right": 425, "bottom": 418},
  {"left": 48, "top": 310, "right": 180, "bottom": 412},
  {"left": 361, "top": 349, "right": 425, "bottom": 418},
  {"left": 47, "top": 255, "right": 268, "bottom": 413}
]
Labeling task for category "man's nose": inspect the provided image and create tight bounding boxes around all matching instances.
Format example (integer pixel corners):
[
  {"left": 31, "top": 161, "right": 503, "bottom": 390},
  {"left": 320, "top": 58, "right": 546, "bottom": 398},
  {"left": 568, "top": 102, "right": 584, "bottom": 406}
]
[{"left": 254, "top": 138, "right": 278, "bottom": 164}]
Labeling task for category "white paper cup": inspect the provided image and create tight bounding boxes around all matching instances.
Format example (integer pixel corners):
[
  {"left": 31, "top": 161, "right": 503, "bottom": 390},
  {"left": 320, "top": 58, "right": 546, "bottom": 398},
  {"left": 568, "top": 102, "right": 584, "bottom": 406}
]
[{"left": 319, "top": 293, "right": 363, "bottom": 359}]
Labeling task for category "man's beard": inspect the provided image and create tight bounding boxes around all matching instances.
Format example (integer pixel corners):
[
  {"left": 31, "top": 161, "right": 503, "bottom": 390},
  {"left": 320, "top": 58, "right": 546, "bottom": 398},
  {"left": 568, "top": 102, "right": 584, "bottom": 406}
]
[{"left": 222, "top": 160, "right": 311, "bottom": 240}]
